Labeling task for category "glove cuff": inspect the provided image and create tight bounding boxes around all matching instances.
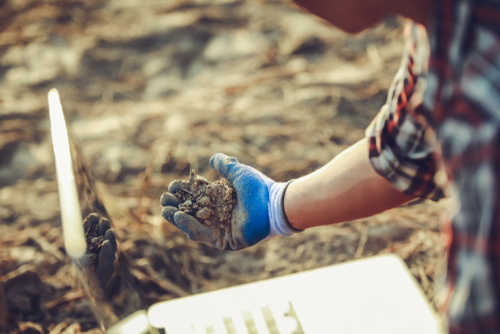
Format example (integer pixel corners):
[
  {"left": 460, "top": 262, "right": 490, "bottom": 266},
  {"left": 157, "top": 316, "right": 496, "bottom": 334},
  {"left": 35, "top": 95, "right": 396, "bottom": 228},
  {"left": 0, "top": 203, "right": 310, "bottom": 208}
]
[{"left": 268, "top": 180, "right": 303, "bottom": 237}]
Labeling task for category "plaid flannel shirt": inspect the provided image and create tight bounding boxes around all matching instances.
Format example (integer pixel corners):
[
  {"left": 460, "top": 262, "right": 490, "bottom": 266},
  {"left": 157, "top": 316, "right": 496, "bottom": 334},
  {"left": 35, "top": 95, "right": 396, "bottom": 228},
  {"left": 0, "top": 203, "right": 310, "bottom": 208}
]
[{"left": 366, "top": 1, "right": 500, "bottom": 333}]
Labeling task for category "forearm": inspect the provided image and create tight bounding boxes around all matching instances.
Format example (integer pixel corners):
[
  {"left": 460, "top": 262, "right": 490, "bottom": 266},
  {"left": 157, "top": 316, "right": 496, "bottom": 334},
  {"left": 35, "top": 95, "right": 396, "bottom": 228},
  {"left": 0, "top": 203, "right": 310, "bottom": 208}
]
[{"left": 284, "top": 138, "right": 416, "bottom": 230}]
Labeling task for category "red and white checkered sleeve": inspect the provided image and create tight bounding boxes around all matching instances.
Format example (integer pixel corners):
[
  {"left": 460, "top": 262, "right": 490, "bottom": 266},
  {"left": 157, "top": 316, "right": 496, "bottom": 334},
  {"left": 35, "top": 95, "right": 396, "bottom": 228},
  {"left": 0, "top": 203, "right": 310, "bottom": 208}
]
[{"left": 365, "top": 22, "right": 444, "bottom": 201}]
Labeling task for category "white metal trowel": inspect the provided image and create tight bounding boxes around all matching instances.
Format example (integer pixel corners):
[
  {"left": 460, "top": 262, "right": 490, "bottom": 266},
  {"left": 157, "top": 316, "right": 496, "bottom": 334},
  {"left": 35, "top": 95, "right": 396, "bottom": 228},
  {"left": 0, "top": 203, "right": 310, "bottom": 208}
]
[{"left": 48, "top": 88, "right": 86, "bottom": 259}]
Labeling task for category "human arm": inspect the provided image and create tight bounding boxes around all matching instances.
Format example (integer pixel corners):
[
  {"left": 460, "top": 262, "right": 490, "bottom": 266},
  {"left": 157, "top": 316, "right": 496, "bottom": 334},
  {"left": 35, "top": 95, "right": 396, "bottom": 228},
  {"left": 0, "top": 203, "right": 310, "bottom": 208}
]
[
  {"left": 284, "top": 138, "right": 415, "bottom": 230},
  {"left": 161, "top": 23, "right": 444, "bottom": 251},
  {"left": 284, "top": 23, "right": 446, "bottom": 231},
  {"left": 286, "top": 24, "right": 446, "bottom": 231},
  {"left": 160, "top": 141, "right": 415, "bottom": 250},
  {"left": 291, "top": 0, "right": 432, "bottom": 34}
]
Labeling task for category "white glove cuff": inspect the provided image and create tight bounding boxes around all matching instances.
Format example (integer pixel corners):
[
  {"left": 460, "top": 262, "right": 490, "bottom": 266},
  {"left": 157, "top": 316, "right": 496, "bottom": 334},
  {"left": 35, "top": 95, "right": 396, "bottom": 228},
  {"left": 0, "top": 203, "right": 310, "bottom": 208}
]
[{"left": 268, "top": 180, "right": 303, "bottom": 237}]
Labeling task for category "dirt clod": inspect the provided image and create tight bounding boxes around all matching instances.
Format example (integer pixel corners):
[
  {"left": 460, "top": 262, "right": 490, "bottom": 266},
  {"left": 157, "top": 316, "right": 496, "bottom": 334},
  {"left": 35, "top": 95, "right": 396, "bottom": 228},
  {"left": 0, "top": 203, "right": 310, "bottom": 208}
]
[{"left": 172, "top": 170, "right": 237, "bottom": 231}]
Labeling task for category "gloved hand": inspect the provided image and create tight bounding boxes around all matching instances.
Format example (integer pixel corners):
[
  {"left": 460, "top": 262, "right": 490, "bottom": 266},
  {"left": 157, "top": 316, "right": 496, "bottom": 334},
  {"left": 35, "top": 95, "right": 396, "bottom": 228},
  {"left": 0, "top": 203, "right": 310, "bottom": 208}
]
[
  {"left": 161, "top": 153, "right": 302, "bottom": 250},
  {"left": 81, "top": 213, "right": 117, "bottom": 289}
]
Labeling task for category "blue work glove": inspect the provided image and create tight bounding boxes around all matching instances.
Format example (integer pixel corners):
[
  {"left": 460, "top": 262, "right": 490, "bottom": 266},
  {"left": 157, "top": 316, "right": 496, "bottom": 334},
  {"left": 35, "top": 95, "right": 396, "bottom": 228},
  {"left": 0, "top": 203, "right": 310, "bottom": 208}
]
[
  {"left": 161, "top": 153, "right": 302, "bottom": 250},
  {"left": 81, "top": 213, "right": 117, "bottom": 289}
]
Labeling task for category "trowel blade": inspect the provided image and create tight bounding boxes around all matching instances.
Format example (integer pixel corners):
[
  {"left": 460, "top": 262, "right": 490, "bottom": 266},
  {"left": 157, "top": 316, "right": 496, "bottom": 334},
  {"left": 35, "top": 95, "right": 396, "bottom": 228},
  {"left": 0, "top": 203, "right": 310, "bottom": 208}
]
[{"left": 48, "top": 88, "right": 86, "bottom": 259}]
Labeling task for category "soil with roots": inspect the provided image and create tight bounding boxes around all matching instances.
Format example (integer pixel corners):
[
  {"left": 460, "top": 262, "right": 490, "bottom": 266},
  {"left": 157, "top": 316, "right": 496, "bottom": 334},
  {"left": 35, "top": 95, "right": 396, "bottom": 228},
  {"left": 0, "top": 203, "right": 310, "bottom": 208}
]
[{"left": 172, "top": 170, "right": 237, "bottom": 231}]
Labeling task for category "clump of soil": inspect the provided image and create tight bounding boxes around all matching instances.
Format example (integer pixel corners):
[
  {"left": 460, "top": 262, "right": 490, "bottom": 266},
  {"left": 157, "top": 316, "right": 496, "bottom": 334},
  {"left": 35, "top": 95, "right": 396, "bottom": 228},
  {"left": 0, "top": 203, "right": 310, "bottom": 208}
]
[{"left": 172, "top": 170, "right": 237, "bottom": 230}]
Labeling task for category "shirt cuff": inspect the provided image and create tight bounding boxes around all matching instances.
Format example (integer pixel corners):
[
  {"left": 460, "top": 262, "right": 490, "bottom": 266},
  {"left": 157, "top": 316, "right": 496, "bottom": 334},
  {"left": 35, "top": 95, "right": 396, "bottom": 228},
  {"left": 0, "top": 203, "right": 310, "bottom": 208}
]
[{"left": 268, "top": 180, "right": 303, "bottom": 237}]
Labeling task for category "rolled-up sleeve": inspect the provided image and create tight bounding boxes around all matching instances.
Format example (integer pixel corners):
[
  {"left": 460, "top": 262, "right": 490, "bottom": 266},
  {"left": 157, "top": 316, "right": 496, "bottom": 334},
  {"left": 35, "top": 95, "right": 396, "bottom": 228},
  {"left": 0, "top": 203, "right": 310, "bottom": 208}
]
[{"left": 365, "top": 22, "right": 444, "bottom": 201}]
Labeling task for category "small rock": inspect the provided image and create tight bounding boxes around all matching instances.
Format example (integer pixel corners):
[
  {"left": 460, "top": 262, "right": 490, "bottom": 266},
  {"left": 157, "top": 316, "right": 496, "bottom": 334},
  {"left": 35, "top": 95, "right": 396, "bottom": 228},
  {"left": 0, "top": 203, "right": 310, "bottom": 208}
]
[
  {"left": 219, "top": 224, "right": 225, "bottom": 230},
  {"left": 196, "top": 207, "right": 212, "bottom": 220},
  {"left": 198, "top": 196, "right": 211, "bottom": 206},
  {"left": 204, "top": 220, "right": 211, "bottom": 226}
]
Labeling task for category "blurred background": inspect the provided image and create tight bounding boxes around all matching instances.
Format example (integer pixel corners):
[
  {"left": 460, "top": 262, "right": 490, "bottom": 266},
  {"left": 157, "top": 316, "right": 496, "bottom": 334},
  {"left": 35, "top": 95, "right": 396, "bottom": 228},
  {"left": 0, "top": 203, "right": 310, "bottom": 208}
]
[{"left": 0, "top": 0, "right": 447, "bottom": 333}]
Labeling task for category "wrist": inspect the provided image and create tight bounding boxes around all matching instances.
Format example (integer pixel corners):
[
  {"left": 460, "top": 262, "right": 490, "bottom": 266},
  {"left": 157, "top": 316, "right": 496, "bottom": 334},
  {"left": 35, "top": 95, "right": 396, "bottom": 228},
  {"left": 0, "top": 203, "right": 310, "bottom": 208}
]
[
  {"left": 268, "top": 180, "right": 303, "bottom": 237},
  {"left": 282, "top": 180, "right": 306, "bottom": 230}
]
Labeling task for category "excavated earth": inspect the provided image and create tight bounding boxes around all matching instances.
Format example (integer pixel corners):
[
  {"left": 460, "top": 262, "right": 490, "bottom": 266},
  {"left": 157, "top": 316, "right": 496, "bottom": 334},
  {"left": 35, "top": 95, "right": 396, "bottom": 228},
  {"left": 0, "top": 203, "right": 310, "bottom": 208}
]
[{"left": 172, "top": 171, "right": 237, "bottom": 230}]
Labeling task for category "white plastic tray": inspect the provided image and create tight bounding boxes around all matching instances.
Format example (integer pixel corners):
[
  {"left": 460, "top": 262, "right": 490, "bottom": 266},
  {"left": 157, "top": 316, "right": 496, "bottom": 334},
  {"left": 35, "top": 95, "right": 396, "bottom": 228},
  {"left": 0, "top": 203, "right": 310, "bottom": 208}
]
[{"left": 145, "top": 254, "right": 443, "bottom": 334}]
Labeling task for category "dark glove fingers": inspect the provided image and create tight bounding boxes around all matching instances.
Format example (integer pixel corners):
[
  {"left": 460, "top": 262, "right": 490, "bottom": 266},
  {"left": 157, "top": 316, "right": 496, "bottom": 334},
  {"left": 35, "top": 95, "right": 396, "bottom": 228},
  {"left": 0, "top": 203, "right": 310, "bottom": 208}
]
[
  {"left": 161, "top": 206, "right": 180, "bottom": 227},
  {"left": 98, "top": 217, "right": 111, "bottom": 236},
  {"left": 168, "top": 180, "right": 189, "bottom": 195},
  {"left": 173, "top": 211, "right": 218, "bottom": 245},
  {"left": 83, "top": 213, "right": 100, "bottom": 233},
  {"left": 96, "top": 240, "right": 116, "bottom": 289},
  {"left": 160, "top": 192, "right": 183, "bottom": 207},
  {"left": 209, "top": 153, "right": 239, "bottom": 182},
  {"left": 79, "top": 253, "right": 92, "bottom": 266},
  {"left": 104, "top": 229, "right": 117, "bottom": 253}
]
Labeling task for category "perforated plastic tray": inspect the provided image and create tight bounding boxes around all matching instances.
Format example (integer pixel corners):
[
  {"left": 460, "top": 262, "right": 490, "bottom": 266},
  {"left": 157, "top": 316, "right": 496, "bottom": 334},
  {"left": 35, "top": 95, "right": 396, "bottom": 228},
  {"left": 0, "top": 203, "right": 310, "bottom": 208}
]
[{"left": 138, "top": 254, "right": 443, "bottom": 334}]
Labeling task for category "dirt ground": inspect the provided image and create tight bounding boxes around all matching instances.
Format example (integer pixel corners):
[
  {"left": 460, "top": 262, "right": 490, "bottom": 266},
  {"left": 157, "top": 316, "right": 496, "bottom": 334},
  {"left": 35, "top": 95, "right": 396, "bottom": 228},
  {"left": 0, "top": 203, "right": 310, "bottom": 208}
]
[{"left": 0, "top": 0, "right": 447, "bottom": 333}]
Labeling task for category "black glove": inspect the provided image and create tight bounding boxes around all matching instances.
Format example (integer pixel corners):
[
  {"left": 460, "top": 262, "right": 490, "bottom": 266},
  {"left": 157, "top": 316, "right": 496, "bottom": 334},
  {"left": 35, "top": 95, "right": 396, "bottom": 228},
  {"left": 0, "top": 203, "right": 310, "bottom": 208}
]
[{"left": 82, "top": 213, "right": 117, "bottom": 289}]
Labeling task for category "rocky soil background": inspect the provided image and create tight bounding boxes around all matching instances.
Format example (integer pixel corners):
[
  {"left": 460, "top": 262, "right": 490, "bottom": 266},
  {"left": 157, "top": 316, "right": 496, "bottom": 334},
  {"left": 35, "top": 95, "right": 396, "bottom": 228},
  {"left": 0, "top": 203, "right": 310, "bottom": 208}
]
[{"left": 0, "top": 0, "right": 447, "bottom": 333}]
